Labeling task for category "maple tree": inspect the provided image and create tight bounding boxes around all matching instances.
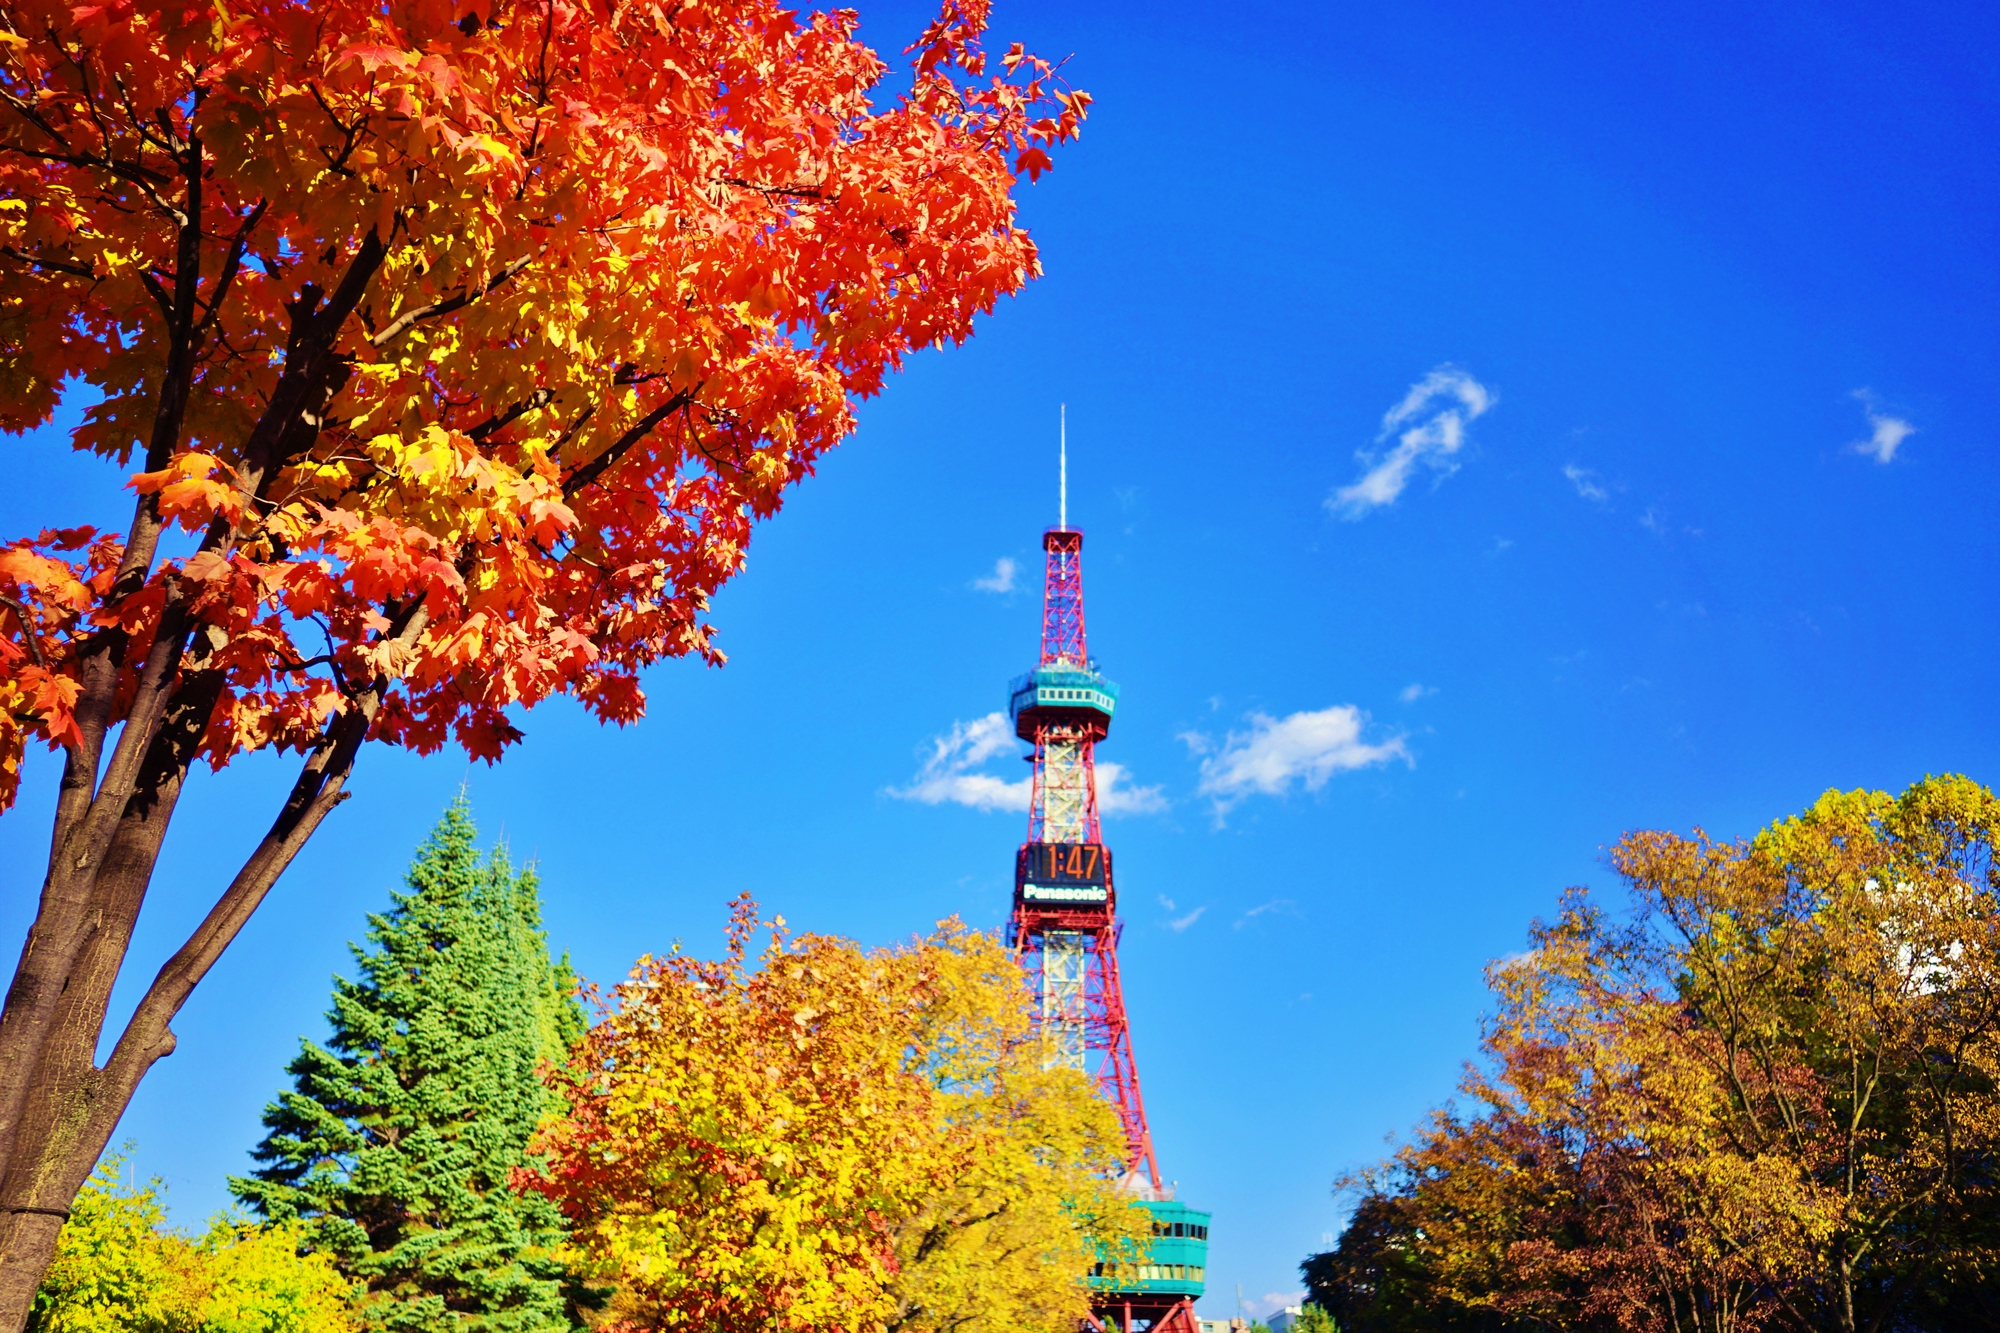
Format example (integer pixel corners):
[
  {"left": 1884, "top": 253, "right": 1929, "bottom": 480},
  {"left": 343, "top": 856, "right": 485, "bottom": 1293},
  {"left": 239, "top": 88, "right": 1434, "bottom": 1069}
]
[
  {"left": 1308, "top": 776, "right": 2000, "bottom": 1333},
  {"left": 0, "top": 0, "right": 1085, "bottom": 1321},
  {"left": 517, "top": 900, "right": 1146, "bottom": 1333}
]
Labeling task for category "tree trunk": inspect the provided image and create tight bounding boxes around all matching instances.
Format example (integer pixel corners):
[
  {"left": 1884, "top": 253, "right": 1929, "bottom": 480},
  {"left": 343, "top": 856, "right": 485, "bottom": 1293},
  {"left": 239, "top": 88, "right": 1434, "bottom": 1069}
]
[
  {"left": 0, "top": 669, "right": 391, "bottom": 1331},
  {"left": 0, "top": 837, "right": 185, "bottom": 1329},
  {"left": 0, "top": 188, "right": 394, "bottom": 1321},
  {"left": 0, "top": 1215, "right": 62, "bottom": 1333}
]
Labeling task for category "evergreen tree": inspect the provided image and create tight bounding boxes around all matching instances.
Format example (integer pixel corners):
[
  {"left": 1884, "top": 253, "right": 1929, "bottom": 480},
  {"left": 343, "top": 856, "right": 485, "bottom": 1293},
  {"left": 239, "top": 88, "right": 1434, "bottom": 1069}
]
[{"left": 232, "top": 797, "right": 589, "bottom": 1333}]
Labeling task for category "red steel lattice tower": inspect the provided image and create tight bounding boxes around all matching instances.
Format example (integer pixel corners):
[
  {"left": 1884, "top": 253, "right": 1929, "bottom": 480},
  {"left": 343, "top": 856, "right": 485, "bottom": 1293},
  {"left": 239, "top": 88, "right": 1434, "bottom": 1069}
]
[
  {"left": 1004, "top": 523, "right": 1160, "bottom": 1187},
  {"left": 1001, "top": 425, "right": 1207, "bottom": 1333}
]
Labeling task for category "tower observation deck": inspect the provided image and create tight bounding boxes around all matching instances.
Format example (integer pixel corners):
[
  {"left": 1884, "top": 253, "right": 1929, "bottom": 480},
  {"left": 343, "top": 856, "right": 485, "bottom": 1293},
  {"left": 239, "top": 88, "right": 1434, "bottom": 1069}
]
[{"left": 1005, "top": 432, "right": 1206, "bottom": 1333}]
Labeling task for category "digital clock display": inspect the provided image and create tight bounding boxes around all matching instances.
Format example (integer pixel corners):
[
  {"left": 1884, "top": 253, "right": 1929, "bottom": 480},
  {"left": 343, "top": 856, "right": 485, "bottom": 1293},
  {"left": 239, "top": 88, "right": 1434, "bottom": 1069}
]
[{"left": 1016, "top": 842, "right": 1112, "bottom": 904}]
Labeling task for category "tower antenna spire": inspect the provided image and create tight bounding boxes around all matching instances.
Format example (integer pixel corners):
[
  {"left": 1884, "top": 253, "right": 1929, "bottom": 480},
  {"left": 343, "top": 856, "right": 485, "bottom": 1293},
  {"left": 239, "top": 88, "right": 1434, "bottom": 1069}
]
[{"left": 1060, "top": 403, "right": 1067, "bottom": 530}]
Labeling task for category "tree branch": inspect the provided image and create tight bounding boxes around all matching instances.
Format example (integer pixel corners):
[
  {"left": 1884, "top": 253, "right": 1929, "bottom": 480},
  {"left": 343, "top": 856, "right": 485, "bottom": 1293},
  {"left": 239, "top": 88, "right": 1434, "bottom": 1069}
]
[
  {"left": 0, "top": 246, "right": 94, "bottom": 280},
  {"left": 561, "top": 388, "right": 697, "bottom": 498},
  {"left": 367, "top": 249, "right": 539, "bottom": 348},
  {"left": 466, "top": 387, "right": 554, "bottom": 442},
  {"left": 192, "top": 199, "right": 269, "bottom": 344},
  {"left": 92, "top": 606, "right": 430, "bottom": 1117},
  {"left": 0, "top": 598, "right": 47, "bottom": 669},
  {"left": 44, "top": 119, "right": 211, "bottom": 859}
]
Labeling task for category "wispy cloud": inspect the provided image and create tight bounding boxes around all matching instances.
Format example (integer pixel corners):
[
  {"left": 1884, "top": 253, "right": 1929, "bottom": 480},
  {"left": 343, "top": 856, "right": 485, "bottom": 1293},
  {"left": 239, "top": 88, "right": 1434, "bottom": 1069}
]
[
  {"left": 1328, "top": 365, "right": 1495, "bottom": 518},
  {"left": 1850, "top": 390, "right": 1915, "bottom": 464},
  {"left": 891, "top": 713, "right": 1164, "bottom": 817},
  {"left": 1234, "top": 898, "right": 1297, "bottom": 930},
  {"left": 889, "top": 713, "right": 1028, "bottom": 811},
  {"left": 1188, "top": 705, "right": 1410, "bottom": 818},
  {"left": 1562, "top": 464, "right": 1609, "bottom": 503},
  {"left": 972, "top": 557, "right": 1017, "bottom": 593},
  {"left": 1398, "top": 682, "right": 1435, "bottom": 703},
  {"left": 1167, "top": 906, "right": 1207, "bottom": 932}
]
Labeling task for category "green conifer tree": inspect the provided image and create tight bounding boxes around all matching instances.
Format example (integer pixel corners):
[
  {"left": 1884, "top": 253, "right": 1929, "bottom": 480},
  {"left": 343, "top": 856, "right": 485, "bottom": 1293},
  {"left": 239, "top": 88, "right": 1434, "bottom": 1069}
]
[{"left": 231, "top": 797, "right": 590, "bottom": 1333}]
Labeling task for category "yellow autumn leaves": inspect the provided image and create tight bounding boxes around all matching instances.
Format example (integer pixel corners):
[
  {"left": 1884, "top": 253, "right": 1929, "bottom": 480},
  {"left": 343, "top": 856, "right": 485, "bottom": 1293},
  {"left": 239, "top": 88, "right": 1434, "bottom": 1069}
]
[
  {"left": 520, "top": 901, "right": 1148, "bottom": 1333},
  {"left": 30, "top": 1160, "right": 349, "bottom": 1333}
]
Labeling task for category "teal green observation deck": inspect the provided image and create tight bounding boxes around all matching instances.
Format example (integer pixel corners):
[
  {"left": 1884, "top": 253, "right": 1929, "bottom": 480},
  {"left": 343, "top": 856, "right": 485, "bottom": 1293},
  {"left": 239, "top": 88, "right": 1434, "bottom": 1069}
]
[
  {"left": 1091, "top": 1200, "right": 1210, "bottom": 1300},
  {"left": 1009, "top": 664, "right": 1120, "bottom": 743}
]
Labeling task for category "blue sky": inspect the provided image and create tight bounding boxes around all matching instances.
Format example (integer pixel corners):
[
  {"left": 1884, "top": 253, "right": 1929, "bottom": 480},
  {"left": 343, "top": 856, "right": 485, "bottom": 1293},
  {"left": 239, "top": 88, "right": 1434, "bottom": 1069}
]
[{"left": 4, "top": 0, "right": 1997, "bottom": 1318}]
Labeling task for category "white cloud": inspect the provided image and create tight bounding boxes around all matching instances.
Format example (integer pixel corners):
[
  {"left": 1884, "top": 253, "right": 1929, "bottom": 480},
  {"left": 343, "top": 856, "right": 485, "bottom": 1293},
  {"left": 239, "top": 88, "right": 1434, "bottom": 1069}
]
[
  {"left": 1249, "top": 1292, "right": 1307, "bottom": 1318},
  {"left": 972, "top": 557, "right": 1017, "bottom": 593},
  {"left": 1098, "top": 761, "right": 1168, "bottom": 815},
  {"left": 1328, "top": 365, "right": 1495, "bottom": 518},
  {"left": 1398, "top": 682, "right": 1435, "bottom": 703},
  {"left": 1167, "top": 906, "right": 1206, "bottom": 932},
  {"left": 890, "top": 713, "right": 1164, "bottom": 818},
  {"left": 1850, "top": 390, "right": 1915, "bottom": 464},
  {"left": 889, "top": 713, "right": 1029, "bottom": 811},
  {"left": 1194, "top": 705, "right": 1409, "bottom": 815},
  {"left": 1562, "top": 464, "right": 1609, "bottom": 503}
]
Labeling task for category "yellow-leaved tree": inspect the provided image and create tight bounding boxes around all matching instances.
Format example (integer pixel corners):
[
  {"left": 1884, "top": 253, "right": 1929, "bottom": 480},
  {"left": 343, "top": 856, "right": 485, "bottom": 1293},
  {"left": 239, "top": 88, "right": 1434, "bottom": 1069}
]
[
  {"left": 517, "top": 898, "right": 1146, "bottom": 1333},
  {"left": 1308, "top": 775, "right": 2000, "bottom": 1333},
  {"left": 29, "top": 1156, "right": 351, "bottom": 1333}
]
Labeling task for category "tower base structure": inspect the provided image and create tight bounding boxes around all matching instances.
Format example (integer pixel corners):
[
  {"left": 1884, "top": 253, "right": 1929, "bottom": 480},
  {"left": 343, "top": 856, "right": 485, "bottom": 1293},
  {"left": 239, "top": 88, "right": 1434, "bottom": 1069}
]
[
  {"left": 1087, "top": 1296, "right": 1202, "bottom": 1333},
  {"left": 1086, "top": 1194, "right": 1210, "bottom": 1333}
]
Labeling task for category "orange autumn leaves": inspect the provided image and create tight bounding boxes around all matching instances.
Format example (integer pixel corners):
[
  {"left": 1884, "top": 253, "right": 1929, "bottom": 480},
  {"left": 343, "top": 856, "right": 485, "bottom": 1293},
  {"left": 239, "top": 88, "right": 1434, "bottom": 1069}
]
[
  {"left": 518, "top": 902, "right": 1145, "bottom": 1333},
  {"left": 0, "top": 0, "right": 1086, "bottom": 801},
  {"left": 1331, "top": 776, "right": 2000, "bottom": 1333}
]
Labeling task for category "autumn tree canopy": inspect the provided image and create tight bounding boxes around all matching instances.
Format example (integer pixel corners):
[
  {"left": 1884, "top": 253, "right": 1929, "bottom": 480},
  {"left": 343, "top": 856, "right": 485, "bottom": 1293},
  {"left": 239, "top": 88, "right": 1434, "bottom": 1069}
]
[
  {"left": 1306, "top": 776, "right": 2000, "bottom": 1333},
  {"left": 0, "top": 0, "right": 1084, "bottom": 1322},
  {"left": 518, "top": 901, "right": 1146, "bottom": 1333}
]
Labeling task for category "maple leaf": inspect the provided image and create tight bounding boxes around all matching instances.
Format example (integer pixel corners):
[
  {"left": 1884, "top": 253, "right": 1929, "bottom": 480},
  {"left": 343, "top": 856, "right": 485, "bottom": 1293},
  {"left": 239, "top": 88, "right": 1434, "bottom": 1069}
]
[{"left": 333, "top": 41, "right": 415, "bottom": 75}]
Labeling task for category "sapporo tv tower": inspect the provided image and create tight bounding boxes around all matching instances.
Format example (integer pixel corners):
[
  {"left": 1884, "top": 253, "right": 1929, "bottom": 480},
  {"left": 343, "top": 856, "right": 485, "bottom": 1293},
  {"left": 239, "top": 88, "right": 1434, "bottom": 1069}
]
[{"left": 1006, "top": 412, "right": 1209, "bottom": 1333}]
